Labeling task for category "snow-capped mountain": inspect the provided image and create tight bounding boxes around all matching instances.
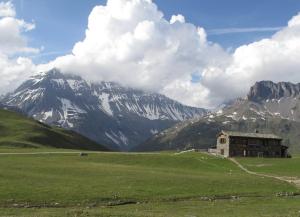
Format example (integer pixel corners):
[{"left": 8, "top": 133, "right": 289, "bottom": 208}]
[
  {"left": 1, "top": 68, "right": 207, "bottom": 150},
  {"left": 136, "top": 81, "right": 300, "bottom": 153}
]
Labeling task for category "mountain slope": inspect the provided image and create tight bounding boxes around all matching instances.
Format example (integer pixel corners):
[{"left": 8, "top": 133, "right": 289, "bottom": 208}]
[
  {"left": 136, "top": 81, "right": 300, "bottom": 153},
  {"left": 1, "top": 68, "right": 206, "bottom": 151},
  {"left": 0, "top": 108, "right": 109, "bottom": 151}
]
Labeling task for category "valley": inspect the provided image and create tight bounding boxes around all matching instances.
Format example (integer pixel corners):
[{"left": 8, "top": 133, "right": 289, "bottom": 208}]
[
  {"left": 2, "top": 67, "right": 300, "bottom": 217},
  {"left": 4, "top": 70, "right": 300, "bottom": 154},
  {"left": 1, "top": 0, "right": 300, "bottom": 216},
  {"left": 2, "top": 79, "right": 300, "bottom": 216}
]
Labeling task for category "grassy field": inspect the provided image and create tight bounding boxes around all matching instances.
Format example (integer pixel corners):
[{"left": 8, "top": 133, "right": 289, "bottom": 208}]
[
  {"left": 236, "top": 155, "right": 300, "bottom": 178},
  {"left": 0, "top": 150, "right": 300, "bottom": 216}
]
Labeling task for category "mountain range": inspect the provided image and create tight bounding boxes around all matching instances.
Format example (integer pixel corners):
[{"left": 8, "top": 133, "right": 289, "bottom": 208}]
[
  {"left": 1, "top": 68, "right": 206, "bottom": 151},
  {"left": 135, "top": 81, "right": 300, "bottom": 153}
]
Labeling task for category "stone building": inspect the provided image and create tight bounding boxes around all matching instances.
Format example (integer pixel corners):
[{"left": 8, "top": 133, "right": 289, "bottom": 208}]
[{"left": 212, "top": 130, "right": 288, "bottom": 158}]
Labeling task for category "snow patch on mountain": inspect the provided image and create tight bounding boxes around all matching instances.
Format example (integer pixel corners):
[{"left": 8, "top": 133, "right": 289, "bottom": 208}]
[
  {"left": 97, "top": 93, "right": 113, "bottom": 116},
  {"left": 42, "top": 109, "right": 53, "bottom": 120},
  {"left": 150, "top": 129, "right": 159, "bottom": 135},
  {"left": 105, "top": 131, "right": 129, "bottom": 147},
  {"left": 52, "top": 79, "right": 65, "bottom": 87}
]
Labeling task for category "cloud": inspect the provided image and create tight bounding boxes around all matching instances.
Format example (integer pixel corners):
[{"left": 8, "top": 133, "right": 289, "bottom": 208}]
[
  {"left": 201, "top": 12, "right": 300, "bottom": 107},
  {"left": 44, "top": 0, "right": 300, "bottom": 108},
  {"left": 0, "top": 1, "right": 15, "bottom": 17},
  {"left": 0, "top": 54, "right": 35, "bottom": 93},
  {"left": 0, "top": 1, "right": 37, "bottom": 94},
  {"left": 0, "top": 1, "right": 37, "bottom": 56},
  {"left": 170, "top": 14, "right": 185, "bottom": 24},
  {"left": 0, "top": 17, "right": 38, "bottom": 55},
  {"left": 44, "top": 0, "right": 229, "bottom": 107}
]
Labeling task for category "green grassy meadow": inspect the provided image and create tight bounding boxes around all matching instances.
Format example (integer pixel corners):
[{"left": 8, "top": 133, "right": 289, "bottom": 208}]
[
  {"left": 0, "top": 109, "right": 108, "bottom": 151},
  {"left": 0, "top": 150, "right": 300, "bottom": 216},
  {"left": 236, "top": 156, "right": 300, "bottom": 178}
]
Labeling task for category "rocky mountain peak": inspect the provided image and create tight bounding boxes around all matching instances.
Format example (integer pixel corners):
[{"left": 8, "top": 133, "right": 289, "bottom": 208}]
[
  {"left": 43, "top": 68, "right": 63, "bottom": 78},
  {"left": 247, "top": 80, "right": 300, "bottom": 102}
]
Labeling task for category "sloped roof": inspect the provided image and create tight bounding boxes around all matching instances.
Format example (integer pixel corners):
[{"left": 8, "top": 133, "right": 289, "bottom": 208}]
[{"left": 220, "top": 131, "right": 282, "bottom": 140}]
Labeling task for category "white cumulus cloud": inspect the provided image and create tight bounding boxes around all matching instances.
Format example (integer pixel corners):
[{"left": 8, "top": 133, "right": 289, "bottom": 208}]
[
  {"left": 0, "top": 17, "right": 38, "bottom": 55},
  {"left": 0, "top": 1, "right": 15, "bottom": 17},
  {"left": 0, "top": 54, "right": 35, "bottom": 93},
  {"left": 170, "top": 14, "right": 185, "bottom": 24},
  {"left": 44, "top": 0, "right": 229, "bottom": 107},
  {"left": 0, "top": 1, "right": 37, "bottom": 94},
  {"left": 201, "top": 12, "right": 300, "bottom": 107}
]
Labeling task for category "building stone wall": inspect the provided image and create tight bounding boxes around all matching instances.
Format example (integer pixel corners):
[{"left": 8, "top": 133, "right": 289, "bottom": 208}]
[{"left": 216, "top": 134, "right": 230, "bottom": 157}]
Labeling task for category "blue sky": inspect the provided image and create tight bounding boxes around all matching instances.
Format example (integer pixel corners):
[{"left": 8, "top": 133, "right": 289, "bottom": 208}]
[{"left": 13, "top": 0, "right": 300, "bottom": 63}]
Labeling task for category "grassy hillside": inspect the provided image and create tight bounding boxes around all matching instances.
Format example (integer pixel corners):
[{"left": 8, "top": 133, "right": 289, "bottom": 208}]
[
  {"left": 0, "top": 151, "right": 299, "bottom": 216},
  {"left": 236, "top": 156, "right": 300, "bottom": 178},
  {"left": 0, "top": 109, "right": 108, "bottom": 151}
]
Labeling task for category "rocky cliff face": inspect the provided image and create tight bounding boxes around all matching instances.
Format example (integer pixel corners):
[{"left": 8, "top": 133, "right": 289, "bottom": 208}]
[
  {"left": 248, "top": 81, "right": 300, "bottom": 102},
  {"left": 245, "top": 81, "right": 300, "bottom": 122},
  {"left": 1, "top": 68, "right": 207, "bottom": 151}
]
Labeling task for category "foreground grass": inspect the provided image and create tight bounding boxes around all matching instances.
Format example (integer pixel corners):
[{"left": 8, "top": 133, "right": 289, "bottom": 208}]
[
  {"left": 2, "top": 197, "right": 300, "bottom": 217},
  {"left": 0, "top": 150, "right": 298, "bottom": 216}
]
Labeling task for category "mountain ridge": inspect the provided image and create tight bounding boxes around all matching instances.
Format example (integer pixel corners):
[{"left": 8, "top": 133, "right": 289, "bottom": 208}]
[
  {"left": 135, "top": 80, "right": 300, "bottom": 153},
  {"left": 247, "top": 80, "right": 300, "bottom": 102}
]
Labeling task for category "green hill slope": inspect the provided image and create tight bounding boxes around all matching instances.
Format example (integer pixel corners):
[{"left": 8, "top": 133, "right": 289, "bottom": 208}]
[{"left": 0, "top": 109, "right": 109, "bottom": 151}]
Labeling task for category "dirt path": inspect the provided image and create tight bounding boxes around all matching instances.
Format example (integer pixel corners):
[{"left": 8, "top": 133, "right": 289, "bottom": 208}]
[
  {"left": 230, "top": 158, "right": 300, "bottom": 188},
  {"left": 0, "top": 151, "right": 161, "bottom": 156}
]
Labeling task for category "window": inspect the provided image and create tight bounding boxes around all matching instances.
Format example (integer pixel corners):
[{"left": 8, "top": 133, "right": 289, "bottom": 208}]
[{"left": 220, "top": 138, "right": 226, "bottom": 144}]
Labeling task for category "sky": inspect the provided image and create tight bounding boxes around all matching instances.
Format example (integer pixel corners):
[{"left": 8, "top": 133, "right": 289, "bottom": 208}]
[{"left": 1, "top": 0, "right": 300, "bottom": 108}]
